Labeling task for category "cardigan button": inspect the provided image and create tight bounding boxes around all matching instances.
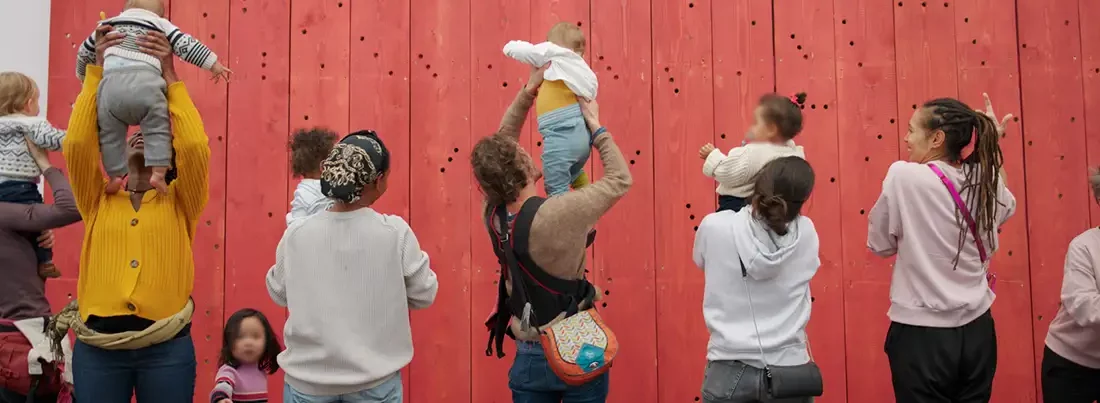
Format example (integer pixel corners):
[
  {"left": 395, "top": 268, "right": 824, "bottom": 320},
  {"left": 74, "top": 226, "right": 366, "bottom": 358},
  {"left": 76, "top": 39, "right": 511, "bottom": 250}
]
[
  {"left": 126, "top": 303, "right": 136, "bottom": 311},
  {"left": 130, "top": 260, "right": 139, "bottom": 268},
  {"left": 130, "top": 218, "right": 138, "bottom": 226}
]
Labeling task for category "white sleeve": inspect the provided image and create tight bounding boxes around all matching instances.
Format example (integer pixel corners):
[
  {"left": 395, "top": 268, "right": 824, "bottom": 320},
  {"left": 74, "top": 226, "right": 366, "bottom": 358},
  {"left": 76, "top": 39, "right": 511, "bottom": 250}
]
[{"left": 503, "top": 40, "right": 549, "bottom": 67}]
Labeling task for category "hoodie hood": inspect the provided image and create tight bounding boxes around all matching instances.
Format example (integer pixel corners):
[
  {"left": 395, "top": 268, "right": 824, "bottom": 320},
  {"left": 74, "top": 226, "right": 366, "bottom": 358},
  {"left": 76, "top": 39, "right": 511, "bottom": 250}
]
[{"left": 732, "top": 207, "right": 808, "bottom": 281}]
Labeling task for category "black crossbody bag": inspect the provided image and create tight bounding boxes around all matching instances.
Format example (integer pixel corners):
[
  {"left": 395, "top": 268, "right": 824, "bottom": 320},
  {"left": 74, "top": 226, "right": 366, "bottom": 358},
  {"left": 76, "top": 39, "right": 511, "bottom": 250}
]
[{"left": 739, "top": 258, "right": 824, "bottom": 398}]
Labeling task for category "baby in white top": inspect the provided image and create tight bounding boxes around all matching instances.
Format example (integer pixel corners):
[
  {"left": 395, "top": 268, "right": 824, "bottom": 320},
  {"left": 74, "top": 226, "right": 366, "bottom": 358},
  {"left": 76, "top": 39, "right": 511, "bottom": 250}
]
[
  {"left": 287, "top": 128, "right": 337, "bottom": 226},
  {"left": 700, "top": 92, "right": 809, "bottom": 212}
]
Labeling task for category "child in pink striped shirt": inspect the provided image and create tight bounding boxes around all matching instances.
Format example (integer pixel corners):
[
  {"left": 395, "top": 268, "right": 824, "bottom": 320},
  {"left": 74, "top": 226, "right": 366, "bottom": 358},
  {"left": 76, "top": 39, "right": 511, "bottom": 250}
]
[{"left": 211, "top": 309, "right": 281, "bottom": 403}]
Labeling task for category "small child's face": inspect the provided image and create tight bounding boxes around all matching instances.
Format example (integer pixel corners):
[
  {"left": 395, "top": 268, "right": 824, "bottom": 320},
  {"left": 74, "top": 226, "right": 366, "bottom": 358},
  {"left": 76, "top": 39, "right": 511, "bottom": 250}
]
[
  {"left": 749, "top": 105, "right": 777, "bottom": 142},
  {"left": 24, "top": 87, "right": 40, "bottom": 116},
  {"left": 232, "top": 316, "right": 267, "bottom": 364}
]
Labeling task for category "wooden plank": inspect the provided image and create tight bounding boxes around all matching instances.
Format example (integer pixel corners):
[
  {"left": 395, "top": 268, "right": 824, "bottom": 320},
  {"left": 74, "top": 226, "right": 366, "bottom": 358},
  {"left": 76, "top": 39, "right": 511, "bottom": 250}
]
[
  {"left": 408, "top": 0, "right": 472, "bottom": 400},
  {"left": 289, "top": 0, "right": 350, "bottom": 203},
  {"left": 651, "top": 0, "right": 714, "bottom": 401},
  {"left": 954, "top": 1, "right": 1035, "bottom": 401},
  {"left": 1081, "top": 0, "right": 1100, "bottom": 226},
  {"left": 893, "top": 0, "right": 959, "bottom": 139},
  {"left": 712, "top": 0, "right": 774, "bottom": 151},
  {"left": 168, "top": 0, "right": 230, "bottom": 396},
  {"left": 589, "top": 1, "right": 656, "bottom": 402},
  {"left": 1016, "top": 0, "right": 1091, "bottom": 399},
  {"left": 832, "top": 0, "right": 898, "bottom": 401},
  {"left": 46, "top": 0, "right": 120, "bottom": 285},
  {"left": 773, "top": 1, "right": 846, "bottom": 402},
  {"left": 468, "top": 0, "right": 529, "bottom": 401},
  {"left": 225, "top": 0, "right": 290, "bottom": 400},
  {"left": 349, "top": 1, "right": 412, "bottom": 398}
]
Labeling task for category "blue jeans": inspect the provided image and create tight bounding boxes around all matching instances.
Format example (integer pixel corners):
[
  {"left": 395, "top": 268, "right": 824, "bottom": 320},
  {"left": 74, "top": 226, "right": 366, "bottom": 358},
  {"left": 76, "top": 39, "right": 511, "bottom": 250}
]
[
  {"left": 537, "top": 103, "right": 591, "bottom": 196},
  {"left": 0, "top": 181, "right": 50, "bottom": 264},
  {"left": 717, "top": 195, "right": 747, "bottom": 212},
  {"left": 284, "top": 373, "right": 402, "bottom": 403},
  {"left": 71, "top": 331, "right": 196, "bottom": 403},
  {"left": 509, "top": 340, "right": 609, "bottom": 403}
]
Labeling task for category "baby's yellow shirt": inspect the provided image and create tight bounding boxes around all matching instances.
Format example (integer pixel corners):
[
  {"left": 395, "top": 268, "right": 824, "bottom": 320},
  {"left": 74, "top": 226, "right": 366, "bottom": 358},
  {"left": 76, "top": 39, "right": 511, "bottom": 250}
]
[{"left": 535, "top": 80, "right": 579, "bottom": 116}]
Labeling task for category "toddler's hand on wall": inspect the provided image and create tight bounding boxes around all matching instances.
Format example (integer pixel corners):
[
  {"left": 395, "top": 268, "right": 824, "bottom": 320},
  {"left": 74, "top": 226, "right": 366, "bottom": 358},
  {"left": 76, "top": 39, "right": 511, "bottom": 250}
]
[{"left": 699, "top": 143, "right": 716, "bottom": 160}]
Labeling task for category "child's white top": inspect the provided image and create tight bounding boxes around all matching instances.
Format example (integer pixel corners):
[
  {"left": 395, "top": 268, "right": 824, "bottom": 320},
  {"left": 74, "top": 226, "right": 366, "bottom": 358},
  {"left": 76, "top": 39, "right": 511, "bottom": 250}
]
[
  {"left": 503, "top": 40, "right": 598, "bottom": 100},
  {"left": 75, "top": 8, "right": 218, "bottom": 81},
  {"left": 286, "top": 179, "right": 334, "bottom": 226},
  {"left": 0, "top": 114, "right": 65, "bottom": 183},
  {"left": 703, "top": 140, "right": 806, "bottom": 197}
]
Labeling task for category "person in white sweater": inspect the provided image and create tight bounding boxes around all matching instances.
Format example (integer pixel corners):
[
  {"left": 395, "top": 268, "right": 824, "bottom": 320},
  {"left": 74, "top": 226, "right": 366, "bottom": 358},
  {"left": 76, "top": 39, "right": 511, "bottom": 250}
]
[
  {"left": 699, "top": 92, "right": 808, "bottom": 212},
  {"left": 694, "top": 156, "right": 820, "bottom": 403},
  {"left": 266, "top": 130, "right": 438, "bottom": 402}
]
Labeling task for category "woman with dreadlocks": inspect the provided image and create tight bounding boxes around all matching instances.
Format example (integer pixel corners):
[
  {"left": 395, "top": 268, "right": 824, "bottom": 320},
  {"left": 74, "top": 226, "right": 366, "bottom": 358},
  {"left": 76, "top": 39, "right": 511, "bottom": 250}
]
[{"left": 867, "top": 93, "right": 1016, "bottom": 402}]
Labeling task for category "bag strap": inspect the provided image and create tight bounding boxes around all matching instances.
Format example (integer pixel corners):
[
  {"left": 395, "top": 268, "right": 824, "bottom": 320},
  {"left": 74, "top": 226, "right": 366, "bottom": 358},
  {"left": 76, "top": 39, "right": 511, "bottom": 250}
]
[
  {"left": 739, "top": 257, "right": 814, "bottom": 370},
  {"left": 492, "top": 205, "right": 537, "bottom": 330},
  {"left": 927, "top": 164, "right": 988, "bottom": 263}
]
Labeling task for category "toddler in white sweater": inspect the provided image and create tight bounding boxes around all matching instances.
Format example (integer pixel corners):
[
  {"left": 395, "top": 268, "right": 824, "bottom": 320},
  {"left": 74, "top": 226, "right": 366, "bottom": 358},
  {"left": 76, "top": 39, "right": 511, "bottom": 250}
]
[{"left": 700, "top": 92, "right": 808, "bottom": 212}]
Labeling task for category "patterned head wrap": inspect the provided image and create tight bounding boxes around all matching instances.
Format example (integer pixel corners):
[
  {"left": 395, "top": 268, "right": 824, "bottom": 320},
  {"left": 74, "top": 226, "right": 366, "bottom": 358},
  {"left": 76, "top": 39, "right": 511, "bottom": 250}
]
[{"left": 320, "top": 130, "right": 390, "bottom": 204}]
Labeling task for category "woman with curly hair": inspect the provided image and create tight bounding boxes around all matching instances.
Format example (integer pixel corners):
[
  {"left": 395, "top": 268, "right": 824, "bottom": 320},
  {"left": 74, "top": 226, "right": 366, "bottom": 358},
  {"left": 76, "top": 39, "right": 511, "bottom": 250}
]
[
  {"left": 267, "top": 131, "right": 438, "bottom": 402},
  {"left": 1040, "top": 168, "right": 1100, "bottom": 402},
  {"left": 868, "top": 93, "right": 1016, "bottom": 402},
  {"left": 471, "top": 64, "right": 632, "bottom": 402}
]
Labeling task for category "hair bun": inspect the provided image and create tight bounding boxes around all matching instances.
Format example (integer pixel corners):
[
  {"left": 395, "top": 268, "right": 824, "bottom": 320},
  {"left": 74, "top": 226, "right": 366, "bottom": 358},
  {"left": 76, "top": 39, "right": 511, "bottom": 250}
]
[{"left": 794, "top": 92, "right": 808, "bottom": 105}]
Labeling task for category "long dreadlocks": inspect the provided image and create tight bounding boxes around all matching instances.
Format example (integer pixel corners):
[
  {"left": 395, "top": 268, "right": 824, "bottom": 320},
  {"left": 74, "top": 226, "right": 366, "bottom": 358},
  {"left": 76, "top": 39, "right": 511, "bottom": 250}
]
[{"left": 921, "top": 98, "right": 1005, "bottom": 267}]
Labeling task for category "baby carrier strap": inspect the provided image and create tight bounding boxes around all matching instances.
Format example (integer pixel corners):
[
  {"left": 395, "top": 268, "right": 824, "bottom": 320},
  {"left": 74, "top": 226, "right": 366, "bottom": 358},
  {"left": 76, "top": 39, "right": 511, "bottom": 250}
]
[{"left": 484, "top": 197, "right": 596, "bottom": 358}]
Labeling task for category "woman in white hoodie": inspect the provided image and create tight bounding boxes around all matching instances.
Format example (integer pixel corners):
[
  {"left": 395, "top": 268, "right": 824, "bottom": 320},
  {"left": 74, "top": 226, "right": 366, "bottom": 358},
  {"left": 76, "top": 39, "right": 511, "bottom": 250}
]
[{"left": 694, "top": 156, "right": 820, "bottom": 403}]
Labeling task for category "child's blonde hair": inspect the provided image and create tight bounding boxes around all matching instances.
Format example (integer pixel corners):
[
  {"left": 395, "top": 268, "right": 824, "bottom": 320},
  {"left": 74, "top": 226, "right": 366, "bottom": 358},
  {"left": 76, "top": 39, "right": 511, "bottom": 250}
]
[
  {"left": 547, "top": 22, "right": 585, "bottom": 55},
  {"left": 0, "top": 72, "right": 37, "bottom": 116},
  {"left": 125, "top": 0, "right": 166, "bottom": 16}
]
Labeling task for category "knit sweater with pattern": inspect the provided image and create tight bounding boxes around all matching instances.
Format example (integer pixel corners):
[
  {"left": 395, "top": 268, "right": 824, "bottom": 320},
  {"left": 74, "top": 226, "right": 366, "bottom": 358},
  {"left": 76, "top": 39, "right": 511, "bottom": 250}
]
[
  {"left": 0, "top": 114, "right": 65, "bottom": 182},
  {"left": 76, "top": 8, "right": 218, "bottom": 81}
]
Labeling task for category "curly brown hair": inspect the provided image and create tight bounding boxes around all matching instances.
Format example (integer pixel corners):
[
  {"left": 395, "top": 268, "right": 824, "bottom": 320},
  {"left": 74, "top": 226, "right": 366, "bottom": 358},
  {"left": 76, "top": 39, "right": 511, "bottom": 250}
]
[
  {"left": 289, "top": 127, "right": 338, "bottom": 177},
  {"left": 471, "top": 134, "right": 532, "bottom": 207}
]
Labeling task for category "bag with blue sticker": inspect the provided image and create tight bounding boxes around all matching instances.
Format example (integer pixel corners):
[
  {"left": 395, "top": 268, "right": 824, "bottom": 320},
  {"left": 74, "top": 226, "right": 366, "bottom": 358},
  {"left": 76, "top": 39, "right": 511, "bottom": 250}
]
[{"left": 539, "top": 305, "right": 618, "bottom": 385}]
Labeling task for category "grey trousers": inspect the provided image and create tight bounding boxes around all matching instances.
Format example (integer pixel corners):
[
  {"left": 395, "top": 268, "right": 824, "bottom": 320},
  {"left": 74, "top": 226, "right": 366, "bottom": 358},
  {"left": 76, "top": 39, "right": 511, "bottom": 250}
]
[
  {"left": 96, "top": 65, "right": 171, "bottom": 178},
  {"left": 702, "top": 361, "right": 814, "bottom": 403}
]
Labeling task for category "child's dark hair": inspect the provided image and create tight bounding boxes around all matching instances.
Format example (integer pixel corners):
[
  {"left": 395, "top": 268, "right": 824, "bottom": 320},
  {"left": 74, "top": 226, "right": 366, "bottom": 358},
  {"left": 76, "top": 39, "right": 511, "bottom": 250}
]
[
  {"left": 218, "top": 308, "right": 281, "bottom": 374},
  {"left": 751, "top": 156, "right": 815, "bottom": 236},
  {"left": 290, "top": 127, "right": 338, "bottom": 177},
  {"left": 759, "top": 92, "right": 808, "bottom": 140},
  {"left": 920, "top": 98, "right": 1005, "bottom": 267},
  {"left": 1091, "top": 166, "right": 1100, "bottom": 202}
]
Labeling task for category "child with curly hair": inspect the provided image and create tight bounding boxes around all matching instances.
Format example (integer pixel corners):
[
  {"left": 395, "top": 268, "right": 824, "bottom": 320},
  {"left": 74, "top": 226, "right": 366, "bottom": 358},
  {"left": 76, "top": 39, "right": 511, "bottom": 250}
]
[{"left": 287, "top": 127, "right": 337, "bottom": 226}]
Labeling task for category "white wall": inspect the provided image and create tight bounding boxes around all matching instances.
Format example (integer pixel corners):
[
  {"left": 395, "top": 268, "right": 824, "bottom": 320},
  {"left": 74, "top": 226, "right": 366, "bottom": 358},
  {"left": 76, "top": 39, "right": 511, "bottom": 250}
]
[
  {"left": 0, "top": 0, "right": 52, "bottom": 115},
  {"left": 0, "top": 0, "right": 51, "bottom": 191}
]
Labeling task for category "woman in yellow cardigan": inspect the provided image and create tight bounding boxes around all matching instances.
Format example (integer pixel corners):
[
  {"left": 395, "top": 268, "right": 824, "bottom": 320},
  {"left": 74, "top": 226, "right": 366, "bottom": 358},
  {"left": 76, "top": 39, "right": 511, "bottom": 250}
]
[{"left": 56, "top": 25, "right": 210, "bottom": 403}]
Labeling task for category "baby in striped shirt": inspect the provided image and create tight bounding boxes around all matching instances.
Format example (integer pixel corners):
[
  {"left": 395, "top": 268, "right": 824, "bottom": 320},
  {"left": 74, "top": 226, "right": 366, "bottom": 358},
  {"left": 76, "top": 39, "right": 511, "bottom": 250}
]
[
  {"left": 75, "top": 0, "right": 231, "bottom": 194},
  {"left": 211, "top": 309, "right": 281, "bottom": 403}
]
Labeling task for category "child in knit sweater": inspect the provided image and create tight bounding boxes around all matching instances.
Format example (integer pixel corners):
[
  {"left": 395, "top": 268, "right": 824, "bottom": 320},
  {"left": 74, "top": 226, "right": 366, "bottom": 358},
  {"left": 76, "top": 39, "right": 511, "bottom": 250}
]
[
  {"left": 699, "top": 92, "right": 809, "bottom": 212},
  {"left": 211, "top": 309, "right": 281, "bottom": 403},
  {"left": 76, "top": 0, "right": 231, "bottom": 194},
  {"left": 0, "top": 72, "right": 66, "bottom": 279},
  {"left": 504, "top": 22, "right": 599, "bottom": 196}
]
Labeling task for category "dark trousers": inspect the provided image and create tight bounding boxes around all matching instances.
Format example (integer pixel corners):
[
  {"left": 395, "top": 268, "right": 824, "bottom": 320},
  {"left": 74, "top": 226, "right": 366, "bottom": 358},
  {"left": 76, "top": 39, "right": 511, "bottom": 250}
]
[
  {"left": 1041, "top": 346, "right": 1100, "bottom": 403},
  {"left": 718, "top": 195, "right": 747, "bottom": 212},
  {"left": 0, "top": 388, "right": 56, "bottom": 403},
  {"left": 509, "top": 340, "right": 609, "bottom": 403},
  {"left": 71, "top": 328, "right": 195, "bottom": 403},
  {"left": 0, "top": 181, "right": 50, "bottom": 264},
  {"left": 885, "top": 309, "right": 997, "bottom": 403}
]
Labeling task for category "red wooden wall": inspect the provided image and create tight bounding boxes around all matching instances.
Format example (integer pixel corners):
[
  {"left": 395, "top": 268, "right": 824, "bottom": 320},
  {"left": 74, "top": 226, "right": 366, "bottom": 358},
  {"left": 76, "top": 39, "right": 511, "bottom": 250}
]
[{"left": 40, "top": 0, "right": 1099, "bottom": 402}]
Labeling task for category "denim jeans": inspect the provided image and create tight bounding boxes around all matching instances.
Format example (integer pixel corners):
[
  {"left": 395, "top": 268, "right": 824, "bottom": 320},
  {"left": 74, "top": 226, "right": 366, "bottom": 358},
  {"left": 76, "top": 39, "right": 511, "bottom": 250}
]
[
  {"left": 71, "top": 330, "right": 195, "bottom": 403},
  {"left": 701, "top": 361, "right": 813, "bottom": 403},
  {"left": 509, "top": 340, "right": 609, "bottom": 403},
  {"left": 537, "top": 103, "right": 592, "bottom": 197},
  {"left": 0, "top": 180, "right": 50, "bottom": 264},
  {"left": 283, "top": 373, "right": 402, "bottom": 403},
  {"left": 717, "top": 195, "right": 747, "bottom": 212}
]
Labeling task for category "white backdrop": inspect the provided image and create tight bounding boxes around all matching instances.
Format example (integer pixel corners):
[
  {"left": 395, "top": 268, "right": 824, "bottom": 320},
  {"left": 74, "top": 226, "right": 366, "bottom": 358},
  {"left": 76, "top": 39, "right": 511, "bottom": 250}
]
[{"left": 0, "top": 0, "right": 52, "bottom": 191}]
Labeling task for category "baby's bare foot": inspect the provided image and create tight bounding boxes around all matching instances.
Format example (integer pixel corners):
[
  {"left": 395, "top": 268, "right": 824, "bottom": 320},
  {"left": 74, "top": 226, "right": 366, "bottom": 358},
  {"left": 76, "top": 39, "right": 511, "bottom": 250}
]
[
  {"left": 105, "top": 177, "right": 124, "bottom": 194},
  {"left": 150, "top": 168, "right": 168, "bottom": 194}
]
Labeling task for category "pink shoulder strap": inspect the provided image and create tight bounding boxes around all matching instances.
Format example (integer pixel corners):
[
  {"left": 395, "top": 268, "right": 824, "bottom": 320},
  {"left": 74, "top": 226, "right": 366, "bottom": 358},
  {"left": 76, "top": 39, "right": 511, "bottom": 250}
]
[{"left": 928, "top": 164, "right": 997, "bottom": 290}]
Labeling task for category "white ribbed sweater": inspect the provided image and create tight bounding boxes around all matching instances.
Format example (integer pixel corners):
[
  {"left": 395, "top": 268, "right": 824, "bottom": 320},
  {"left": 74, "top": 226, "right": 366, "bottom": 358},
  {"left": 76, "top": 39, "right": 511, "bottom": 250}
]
[
  {"left": 702, "top": 141, "right": 806, "bottom": 197},
  {"left": 266, "top": 207, "right": 438, "bottom": 395}
]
